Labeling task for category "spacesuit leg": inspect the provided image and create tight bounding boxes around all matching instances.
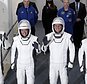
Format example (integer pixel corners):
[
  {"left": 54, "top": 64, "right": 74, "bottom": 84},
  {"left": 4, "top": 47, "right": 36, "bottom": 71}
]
[
  {"left": 26, "top": 66, "right": 34, "bottom": 84},
  {"left": 60, "top": 64, "right": 68, "bottom": 84},
  {"left": 49, "top": 63, "right": 58, "bottom": 84},
  {"left": 0, "top": 65, "right": 4, "bottom": 84},
  {"left": 85, "top": 72, "right": 87, "bottom": 84},
  {"left": 17, "top": 67, "right": 25, "bottom": 84}
]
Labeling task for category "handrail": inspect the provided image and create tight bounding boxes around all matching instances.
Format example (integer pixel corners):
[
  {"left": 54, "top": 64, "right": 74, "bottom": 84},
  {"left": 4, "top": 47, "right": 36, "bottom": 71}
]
[
  {"left": 3, "top": 20, "right": 18, "bottom": 62},
  {"left": 2, "top": 47, "right": 11, "bottom": 62},
  {"left": 7, "top": 20, "right": 18, "bottom": 36}
]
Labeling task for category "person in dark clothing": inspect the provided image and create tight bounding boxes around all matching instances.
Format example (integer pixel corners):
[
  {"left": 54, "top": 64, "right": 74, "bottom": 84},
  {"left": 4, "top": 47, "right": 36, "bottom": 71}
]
[
  {"left": 69, "top": 0, "right": 86, "bottom": 50},
  {"left": 16, "top": 0, "right": 38, "bottom": 15},
  {"left": 42, "top": 0, "right": 57, "bottom": 35}
]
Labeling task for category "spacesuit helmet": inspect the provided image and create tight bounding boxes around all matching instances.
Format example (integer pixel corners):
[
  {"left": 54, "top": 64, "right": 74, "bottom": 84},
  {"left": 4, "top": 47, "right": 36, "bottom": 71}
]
[
  {"left": 52, "top": 17, "right": 65, "bottom": 38},
  {"left": 18, "top": 19, "right": 31, "bottom": 40}
]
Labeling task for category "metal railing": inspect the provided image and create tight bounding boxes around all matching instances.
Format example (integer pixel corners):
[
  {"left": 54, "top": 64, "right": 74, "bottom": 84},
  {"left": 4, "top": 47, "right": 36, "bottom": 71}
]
[{"left": 2, "top": 20, "right": 18, "bottom": 62}]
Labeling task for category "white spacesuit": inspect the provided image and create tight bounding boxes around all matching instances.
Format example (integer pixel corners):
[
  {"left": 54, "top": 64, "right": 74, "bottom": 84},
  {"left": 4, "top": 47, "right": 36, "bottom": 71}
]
[
  {"left": 42, "top": 17, "right": 75, "bottom": 84},
  {"left": 11, "top": 20, "right": 40, "bottom": 84},
  {"left": 78, "top": 38, "right": 87, "bottom": 84}
]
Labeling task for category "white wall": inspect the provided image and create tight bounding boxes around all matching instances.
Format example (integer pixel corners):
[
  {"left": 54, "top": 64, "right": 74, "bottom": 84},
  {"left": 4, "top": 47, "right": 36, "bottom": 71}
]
[
  {"left": 11, "top": 0, "right": 20, "bottom": 24},
  {"left": 0, "top": 0, "right": 19, "bottom": 31},
  {"left": 0, "top": 0, "right": 9, "bottom": 32}
]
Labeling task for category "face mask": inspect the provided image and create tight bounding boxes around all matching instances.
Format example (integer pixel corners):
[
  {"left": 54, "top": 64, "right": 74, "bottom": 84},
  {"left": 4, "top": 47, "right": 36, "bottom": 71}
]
[{"left": 75, "top": 0, "right": 80, "bottom": 2}]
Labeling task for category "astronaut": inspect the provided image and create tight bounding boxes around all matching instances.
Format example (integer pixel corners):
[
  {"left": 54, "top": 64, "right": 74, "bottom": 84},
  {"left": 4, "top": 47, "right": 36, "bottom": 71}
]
[
  {"left": 42, "top": 17, "right": 75, "bottom": 84},
  {"left": 78, "top": 38, "right": 87, "bottom": 84},
  {"left": 11, "top": 20, "right": 41, "bottom": 84}
]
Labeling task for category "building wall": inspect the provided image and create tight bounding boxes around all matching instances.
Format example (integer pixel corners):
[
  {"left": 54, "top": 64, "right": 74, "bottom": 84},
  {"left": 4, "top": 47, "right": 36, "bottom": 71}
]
[{"left": 0, "top": 0, "right": 9, "bottom": 32}]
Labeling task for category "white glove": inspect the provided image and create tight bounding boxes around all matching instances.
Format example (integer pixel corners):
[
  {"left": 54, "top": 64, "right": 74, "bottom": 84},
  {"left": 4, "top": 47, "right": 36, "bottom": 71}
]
[
  {"left": 11, "top": 63, "right": 15, "bottom": 70},
  {"left": 80, "top": 66, "right": 83, "bottom": 72},
  {"left": 3, "top": 39, "right": 11, "bottom": 49},
  {"left": 68, "top": 62, "right": 73, "bottom": 68},
  {"left": 41, "top": 44, "right": 47, "bottom": 54}
]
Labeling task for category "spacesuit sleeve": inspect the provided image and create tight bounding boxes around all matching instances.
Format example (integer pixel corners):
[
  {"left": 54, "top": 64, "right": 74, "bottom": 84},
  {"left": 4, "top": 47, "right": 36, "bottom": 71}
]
[
  {"left": 34, "top": 38, "right": 41, "bottom": 54},
  {"left": 68, "top": 36, "right": 75, "bottom": 68},
  {"left": 11, "top": 38, "right": 17, "bottom": 65},
  {"left": 41, "top": 44, "right": 48, "bottom": 53},
  {"left": 41, "top": 33, "right": 53, "bottom": 53},
  {"left": 41, "top": 36, "right": 49, "bottom": 53},
  {"left": 78, "top": 42, "right": 84, "bottom": 72}
]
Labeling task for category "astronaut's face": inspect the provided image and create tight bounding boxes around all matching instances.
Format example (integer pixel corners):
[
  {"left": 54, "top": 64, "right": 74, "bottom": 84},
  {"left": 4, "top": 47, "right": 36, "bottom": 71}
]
[
  {"left": 20, "top": 29, "right": 29, "bottom": 38},
  {"left": 53, "top": 24, "right": 63, "bottom": 34}
]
